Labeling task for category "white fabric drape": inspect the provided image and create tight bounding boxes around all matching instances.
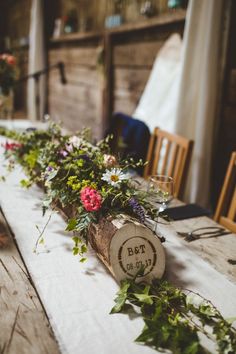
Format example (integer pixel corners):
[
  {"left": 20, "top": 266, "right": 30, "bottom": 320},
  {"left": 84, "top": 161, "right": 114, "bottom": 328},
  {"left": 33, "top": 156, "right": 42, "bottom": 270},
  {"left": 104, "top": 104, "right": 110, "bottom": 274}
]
[
  {"left": 133, "top": 34, "right": 182, "bottom": 134},
  {"left": 174, "top": 0, "right": 230, "bottom": 207},
  {"left": 27, "top": 0, "right": 46, "bottom": 121},
  {"left": 134, "top": 0, "right": 230, "bottom": 207}
]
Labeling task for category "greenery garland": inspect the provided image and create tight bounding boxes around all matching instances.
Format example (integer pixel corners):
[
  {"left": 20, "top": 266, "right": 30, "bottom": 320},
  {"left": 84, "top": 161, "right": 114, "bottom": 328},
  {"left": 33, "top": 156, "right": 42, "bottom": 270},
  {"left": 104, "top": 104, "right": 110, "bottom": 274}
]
[
  {"left": 111, "top": 277, "right": 236, "bottom": 354},
  {"left": 0, "top": 124, "right": 235, "bottom": 353},
  {"left": 0, "top": 123, "right": 157, "bottom": 259}
]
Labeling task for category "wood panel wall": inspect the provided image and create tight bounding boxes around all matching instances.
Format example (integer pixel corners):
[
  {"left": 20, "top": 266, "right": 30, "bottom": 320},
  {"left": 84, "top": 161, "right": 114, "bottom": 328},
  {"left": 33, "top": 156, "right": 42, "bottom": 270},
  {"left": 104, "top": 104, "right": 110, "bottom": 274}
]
[
  {"left": 14, "top": 48, "right": 29, "bottom": 116},
  {"left": 113, "top": 41, "right": 162, "bottom": 114},
  {"left": 48, "top": 13, "right": 185, "bottom": 139},
  {"left": 110, "top": 19, "right": 184, "bottom": 117},
  {"left": 48, "top": 39, "right": 104, "bottom": 138}
]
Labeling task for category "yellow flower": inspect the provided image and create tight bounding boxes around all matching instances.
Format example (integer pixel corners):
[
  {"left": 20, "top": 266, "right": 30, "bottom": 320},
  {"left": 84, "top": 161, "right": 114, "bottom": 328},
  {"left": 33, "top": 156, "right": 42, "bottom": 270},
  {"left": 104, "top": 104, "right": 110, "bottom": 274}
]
[{"left": 77, "top": 159, "right": 84, "bottom": 167}]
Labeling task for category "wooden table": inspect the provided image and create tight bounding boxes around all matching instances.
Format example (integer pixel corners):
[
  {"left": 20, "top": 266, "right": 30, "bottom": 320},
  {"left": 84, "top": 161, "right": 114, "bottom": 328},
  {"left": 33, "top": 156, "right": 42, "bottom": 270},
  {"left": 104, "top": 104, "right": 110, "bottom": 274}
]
[
  {"left": 0, "top": 132, "right": 236, "bottom": 354},
  {"left": 0, "top": 210, "right": 60, "bottom": 354}
]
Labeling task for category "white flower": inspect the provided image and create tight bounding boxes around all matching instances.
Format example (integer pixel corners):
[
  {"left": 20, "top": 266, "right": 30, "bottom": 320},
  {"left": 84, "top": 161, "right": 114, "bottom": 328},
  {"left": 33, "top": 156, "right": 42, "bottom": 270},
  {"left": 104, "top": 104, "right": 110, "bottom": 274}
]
[
  {"left": 101, "top": 168, "right": 129, "bottom": 187},
  {"left": 69, "top": 136, "right": 82, "bottom": 148}
]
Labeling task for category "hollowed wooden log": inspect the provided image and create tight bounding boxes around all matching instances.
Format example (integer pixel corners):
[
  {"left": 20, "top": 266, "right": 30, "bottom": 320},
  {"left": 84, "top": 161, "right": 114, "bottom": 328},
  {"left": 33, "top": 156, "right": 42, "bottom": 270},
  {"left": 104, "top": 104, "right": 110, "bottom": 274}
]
[{"left": 88, "top": 215, "right": 165, "bottom": 283}]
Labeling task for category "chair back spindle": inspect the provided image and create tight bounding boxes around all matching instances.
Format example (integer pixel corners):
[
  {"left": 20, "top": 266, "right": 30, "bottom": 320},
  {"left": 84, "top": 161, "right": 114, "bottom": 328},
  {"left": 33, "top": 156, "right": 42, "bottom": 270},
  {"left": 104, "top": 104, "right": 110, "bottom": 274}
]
[
  {"left": 214, "top": 151, "right": 236, "bottom": 233},
  {"left": 144, "top": 128, "right": 194, "bottom": 199}
]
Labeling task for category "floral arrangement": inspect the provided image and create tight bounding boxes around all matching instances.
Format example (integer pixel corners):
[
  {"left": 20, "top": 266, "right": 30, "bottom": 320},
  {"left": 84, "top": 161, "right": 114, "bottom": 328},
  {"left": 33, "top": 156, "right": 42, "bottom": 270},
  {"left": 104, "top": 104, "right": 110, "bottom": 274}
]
[
  {"left": 0, "top": 123, "right": 236, "bottom": 353},
  {"left": 0, "top": 123, "right": 156, "bottom": 259},
  {"left": 0, "top": 53, "right": 17, "bottom": 95}
]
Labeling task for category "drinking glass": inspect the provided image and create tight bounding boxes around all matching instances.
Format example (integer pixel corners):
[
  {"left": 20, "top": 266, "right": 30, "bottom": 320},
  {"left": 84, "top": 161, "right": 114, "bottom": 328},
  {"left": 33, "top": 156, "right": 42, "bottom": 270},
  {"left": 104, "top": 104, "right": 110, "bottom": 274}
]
[{"left": 148, "top": 175, "right": 174, "bottom": 214}]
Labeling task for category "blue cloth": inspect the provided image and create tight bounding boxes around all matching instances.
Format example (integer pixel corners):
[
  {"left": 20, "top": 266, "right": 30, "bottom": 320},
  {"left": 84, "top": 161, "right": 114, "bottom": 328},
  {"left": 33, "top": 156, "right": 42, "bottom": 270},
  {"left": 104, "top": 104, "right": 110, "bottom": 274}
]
[{"left": 107, "top": 112, "right": 150, "bottom": 175}]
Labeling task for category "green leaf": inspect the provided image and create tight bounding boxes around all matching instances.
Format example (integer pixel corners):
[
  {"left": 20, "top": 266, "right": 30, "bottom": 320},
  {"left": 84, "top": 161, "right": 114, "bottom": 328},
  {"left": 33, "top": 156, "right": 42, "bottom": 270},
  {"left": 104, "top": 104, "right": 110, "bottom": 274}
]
[
  {"left": 80, "top": 244, "right": 87, "bottom": 254},
  {"left": 20, "top": 179, "right": 32, "bottom": 188},
  {"left": 133, "top": 293, "right": 153, "bottom": 305},
  {"left": 66, "top": 218, "right": 77, "bottom": 231},
  {"left": 73, "top": 247, "right": 79, "bottom": 255},
  {"left": 183, "top": 341, "right": 200, "bottom": 354},
  {"left": 110, "top": 280, "right": 131, "bottom": 314},
  {"left": 39, "top": 237, "right": 44, "bottom": 244},
  {"left": 46, "top": 169, "right": 58, "bottom": 181},
  {"left": 226, "top": 317, "right": 236, "bottom": 324},
  {"left": 72, "top": 236, "right": 81, "bottom": 246}
]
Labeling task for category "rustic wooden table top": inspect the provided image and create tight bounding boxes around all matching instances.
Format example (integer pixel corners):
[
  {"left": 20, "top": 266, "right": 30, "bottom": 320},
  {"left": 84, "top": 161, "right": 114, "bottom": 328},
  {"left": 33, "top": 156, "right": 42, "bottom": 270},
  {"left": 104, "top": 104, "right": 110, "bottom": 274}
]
[
  {"left": 0, "top": 131, "right": 236, "bottom": 354},
  {"left": 0, "top": 210, "right": 60, "bottom": 354}
]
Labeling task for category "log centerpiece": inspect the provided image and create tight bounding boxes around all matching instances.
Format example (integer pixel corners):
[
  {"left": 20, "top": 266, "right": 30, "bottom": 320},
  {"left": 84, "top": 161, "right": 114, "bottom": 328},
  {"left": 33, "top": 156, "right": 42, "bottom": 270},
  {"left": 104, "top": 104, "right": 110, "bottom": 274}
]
[{"left": 88, "top": 214, "right": 165, "bottom": 283}]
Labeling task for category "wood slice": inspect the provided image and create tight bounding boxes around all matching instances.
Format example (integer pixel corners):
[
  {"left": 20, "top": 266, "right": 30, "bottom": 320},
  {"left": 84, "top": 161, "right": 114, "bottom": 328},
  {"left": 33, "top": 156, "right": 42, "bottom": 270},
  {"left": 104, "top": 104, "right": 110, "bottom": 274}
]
[{"left": 88, "top": 215, "right": 165, "bottom": 283}]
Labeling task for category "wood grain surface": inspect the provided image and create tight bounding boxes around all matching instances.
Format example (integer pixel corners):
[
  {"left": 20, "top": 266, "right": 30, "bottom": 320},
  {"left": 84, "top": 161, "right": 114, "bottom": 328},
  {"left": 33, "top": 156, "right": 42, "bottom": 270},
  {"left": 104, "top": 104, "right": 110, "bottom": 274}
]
[{"left": 0, "top": 210, "right": 60, "bottom": 354}]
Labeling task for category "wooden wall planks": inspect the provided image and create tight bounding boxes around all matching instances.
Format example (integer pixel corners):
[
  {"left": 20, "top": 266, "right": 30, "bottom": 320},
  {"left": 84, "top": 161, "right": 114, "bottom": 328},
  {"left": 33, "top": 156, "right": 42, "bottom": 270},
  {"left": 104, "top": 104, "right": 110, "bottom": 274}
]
[
  {"left": 0, "top": 211, "right": 60, "bottom": 354},
  {"left": 112, "top": 41, "right": 161, "bottom": 115},
  {"left": 113, "top": 41, "right": 163, "bottom": 68},
  {"left": 14, "top": 48, "right": 29, "bottom": 116},
  {"left": 48, "top": 15, "right": 185, "bottom": 138},
  {"left": 49, "top": 43, "right": 104, "bottom": 138}
]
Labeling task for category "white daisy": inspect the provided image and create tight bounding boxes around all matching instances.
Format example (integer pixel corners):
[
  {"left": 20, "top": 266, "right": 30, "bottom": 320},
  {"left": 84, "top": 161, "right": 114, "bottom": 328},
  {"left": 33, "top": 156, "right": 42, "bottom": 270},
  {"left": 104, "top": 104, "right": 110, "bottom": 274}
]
[{"left": 101, "top": 168, "right": 129, "bottom": 187}]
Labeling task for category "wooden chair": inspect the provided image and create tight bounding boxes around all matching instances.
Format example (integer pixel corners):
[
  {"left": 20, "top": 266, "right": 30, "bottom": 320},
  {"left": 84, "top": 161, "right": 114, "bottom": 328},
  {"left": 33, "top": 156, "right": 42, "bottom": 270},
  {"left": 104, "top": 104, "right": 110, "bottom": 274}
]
[
  {"left": 143, "top": 127, "right": 194, "bottom": 199},
  {"left": 214, "top": 152, "right": 236, "bottom": 233}
]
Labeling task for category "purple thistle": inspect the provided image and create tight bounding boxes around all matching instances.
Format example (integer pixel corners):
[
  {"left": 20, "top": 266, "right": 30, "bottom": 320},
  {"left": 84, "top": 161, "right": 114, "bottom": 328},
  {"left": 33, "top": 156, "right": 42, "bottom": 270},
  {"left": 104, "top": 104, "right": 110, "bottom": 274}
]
[
  {"left": 128, "top": 197, "right": 145, "bottom": 223},
  {"left": 79, "top": 154, "right": 90, "bottom": 161}
]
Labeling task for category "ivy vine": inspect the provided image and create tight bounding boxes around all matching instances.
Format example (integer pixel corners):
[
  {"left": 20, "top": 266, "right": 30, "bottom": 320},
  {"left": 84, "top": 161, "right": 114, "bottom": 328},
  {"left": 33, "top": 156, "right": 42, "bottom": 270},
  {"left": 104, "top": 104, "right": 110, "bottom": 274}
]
[{"left": 111, "top": 278, "right": 236, "bottom": 354}]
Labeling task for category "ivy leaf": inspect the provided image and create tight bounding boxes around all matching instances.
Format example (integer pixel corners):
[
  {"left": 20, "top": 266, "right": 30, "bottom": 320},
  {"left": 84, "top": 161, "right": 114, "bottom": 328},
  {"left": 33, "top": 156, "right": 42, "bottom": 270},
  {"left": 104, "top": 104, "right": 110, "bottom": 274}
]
[
  {"left": 66, "top": 218, "right": 77, "bottom": 231},
  {"left": 135, "top": 326, "right": 156, "bottom": 343},
  {"left": 110, "top": 280, "right": 131, "bottom": 314},
  {"left": 80, "top": 244, "right": 87, "bottom": 254},
  {"left": 183, "top": 341, "right": 200, "bottom": 354},
  {"left": 72, "top": 236, "right": 81, "bottom": 246},
  {"left": 20, "top": 179, "right": 32, "bottom": 188},
  {"left": 226, "top": 317, "right": 236, "bottom": 324},
  {"left": 199, "top": 304, "right": 217, "bottom": 318},
  {"left": 133, "top": 293, "right": 153, "bottom": 305},
  {"left": 73, "top": 246, "right": 79, "bottom": 255},
  {"left": 46, "top": 169, "right": 58, "bottom": 181}
]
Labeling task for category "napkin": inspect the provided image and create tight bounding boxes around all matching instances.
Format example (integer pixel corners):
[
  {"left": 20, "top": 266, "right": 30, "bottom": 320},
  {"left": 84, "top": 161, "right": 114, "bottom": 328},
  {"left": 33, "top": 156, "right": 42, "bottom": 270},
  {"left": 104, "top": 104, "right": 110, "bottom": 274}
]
[{"left": 160, "top": 203, "right": 211, "bottom": 221}]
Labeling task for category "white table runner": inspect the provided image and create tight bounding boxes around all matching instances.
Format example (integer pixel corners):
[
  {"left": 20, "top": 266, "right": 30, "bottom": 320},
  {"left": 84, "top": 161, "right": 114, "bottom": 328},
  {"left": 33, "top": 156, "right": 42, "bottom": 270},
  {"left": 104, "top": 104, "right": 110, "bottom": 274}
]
[{"left": 0, "top": 135, "right": 236, "bottom": 354}]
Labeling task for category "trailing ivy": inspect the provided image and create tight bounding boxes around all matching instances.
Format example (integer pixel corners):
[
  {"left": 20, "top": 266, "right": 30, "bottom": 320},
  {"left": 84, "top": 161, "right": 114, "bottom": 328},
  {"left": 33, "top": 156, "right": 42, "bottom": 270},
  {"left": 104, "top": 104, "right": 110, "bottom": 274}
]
[{"left": 111, "top": 278, "right": 236, "bottom": 353}]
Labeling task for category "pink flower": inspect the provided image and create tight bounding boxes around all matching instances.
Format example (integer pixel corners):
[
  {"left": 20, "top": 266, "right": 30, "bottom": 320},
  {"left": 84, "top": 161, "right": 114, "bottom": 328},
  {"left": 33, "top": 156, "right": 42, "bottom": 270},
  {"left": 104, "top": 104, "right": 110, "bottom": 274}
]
[
  {"left": 3, "top": 142, "right": 22, "bottom": 151},
  {"left": 80, "top": 187, "right": 102, "bottom": 212},
  {"left": 103, "top": 154, "right": 117, "bottom": 167},
  {"left": 6, "top": 55, "right": 16, "bottom": 65},
  {"left": 0, "top": 54, "right": 16, "bottom": 65}
]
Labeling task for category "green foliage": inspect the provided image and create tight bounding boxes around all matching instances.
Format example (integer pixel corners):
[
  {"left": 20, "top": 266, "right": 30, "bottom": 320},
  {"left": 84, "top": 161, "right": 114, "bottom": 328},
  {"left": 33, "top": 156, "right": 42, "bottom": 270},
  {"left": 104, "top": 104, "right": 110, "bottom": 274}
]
[
  {"left": 20, "top": 179, "right": 32, "bottom": 188},
  {"left": 0, "top": 54, "right": 17, "bottom": 95},
  {"left": 72, "top": 235, "right": 87, "bottom": 261},
  {"left": 0, "top": 122, "right": 157, "bottom": 258},
  {"left": 111, "top": 278, "right": 236, "bottom": 354}
]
